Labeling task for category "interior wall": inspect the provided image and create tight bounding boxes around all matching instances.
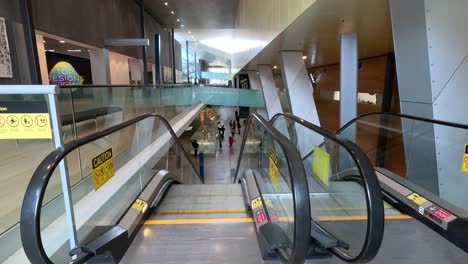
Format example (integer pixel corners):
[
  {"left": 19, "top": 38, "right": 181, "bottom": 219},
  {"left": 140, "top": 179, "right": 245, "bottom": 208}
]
[
  {"left": 109, "top": 51, "right": 130, "bottom": 84},
  {"left": 144, "top": 12, "right": 171, "bottom": 67},
  {"left": 0, "top": 0, "right": 28, "bottom": 84},
  {"left": 31, "top": 0, "right": 142, "bottom": 58},
  {"left": 310, "top": 55, "right": 388, "bottom": 131}
]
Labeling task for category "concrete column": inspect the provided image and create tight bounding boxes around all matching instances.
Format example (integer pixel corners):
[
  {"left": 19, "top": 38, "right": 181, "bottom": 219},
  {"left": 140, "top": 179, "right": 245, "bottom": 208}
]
[
  {"left": 247, "top": 70, "right": 267, "bottom": 119},
  {"left": 280, "top": 51, "right": 320, "bottom": 126},
  {"left": 258, "top": 65, "right": 282, "bottom": 120},
  {"left": 339, "top": 33, "right": 358, "bottom": 127},
  {"left": 389, "top": 0, "right": 438, "bottom": 193},
  {"left": 35, "top": 34, "right": 49, "bottom": 84},
  {"left": 280, "top": 51, "right": 321, "bottom": 155}
]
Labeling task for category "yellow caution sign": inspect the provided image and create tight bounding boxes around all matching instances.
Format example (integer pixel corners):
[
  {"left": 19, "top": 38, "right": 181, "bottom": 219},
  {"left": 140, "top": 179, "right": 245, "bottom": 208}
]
[
  {"left": 407, "top": 192, "right": 427, "bottom": 205},
  {"left": 313, "top": 145, "right": 330, "bottom": 186},
  {"left": 92, "top": 148, "right": 115, "bottom": 190},
  {"left": 251, "top": 197, "right": 263, "bottom": 210},
  {"left": 132, "top": 198, "right": 148, "bottom": 212},
  {"left": 461, "top": 144, "right": 468, "bottom": 173},
  {"left": 269, "top": 147, "right": 279, "bottom": 187},
  {"left": 0, "top": 113, "right": 52, "bottom": 139}
]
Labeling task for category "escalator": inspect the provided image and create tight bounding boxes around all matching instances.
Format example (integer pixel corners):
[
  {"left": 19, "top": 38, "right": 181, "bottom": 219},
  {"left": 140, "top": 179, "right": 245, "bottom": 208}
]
[
  {"left": 19, "top": 113, "right": 384, "bottom": 263},
  {"left": 271, "top": 113, "right": 468, "bottom": 262}
]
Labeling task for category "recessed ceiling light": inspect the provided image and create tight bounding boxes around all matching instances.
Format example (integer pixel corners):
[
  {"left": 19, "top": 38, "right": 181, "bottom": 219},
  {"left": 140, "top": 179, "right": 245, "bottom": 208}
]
[
  {"left": 87, "top": 49, "right": 91, "bottom": 52},
  {"left": 164, "top": 2, "right": 168, "bottom": 6},
  {"left": 273, "top": 65, "right": 278, "bottom": 69},
  {"left": 188, "top": 31, "right": 191, "bottom": 34},
  {"left": 171, "top": 11, "right": 174, "bottom": 14},
  {"left": 59, "top": 40, "right": 65, "bottom": 43},
  {"left": 177, "top": 18, "right": 180, "bottom": 22},
  {"left": 48, "top": 49, "right": 55, "bottom": 52},
  {"left": 67, "top": 49, "right": 82, "bottom": 52},
  {"left": 181, "top": 24, "right": 184, "bottom": 27},
  {"left": 42, "top": 40, "right": 46, "bottom": 43},
  {"left": 302, "top": 55, "right": 307, "bottom": 59}
]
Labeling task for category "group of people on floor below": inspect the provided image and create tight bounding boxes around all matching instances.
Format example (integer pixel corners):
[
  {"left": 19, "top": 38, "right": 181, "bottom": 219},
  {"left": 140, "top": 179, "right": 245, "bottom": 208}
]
[
  {"left": 218, "top": 109, "right": 241, "bottom": 149},
  {"left": 191, "top": 108, "right": 242, "bottom": 156}
]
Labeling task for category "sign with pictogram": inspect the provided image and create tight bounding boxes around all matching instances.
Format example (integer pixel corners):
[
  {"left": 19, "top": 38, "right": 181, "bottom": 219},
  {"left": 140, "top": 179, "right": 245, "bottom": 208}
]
[
  {"left": 461, "top": 144, "right": 468, "bottom": 173},
  {"left": 0, "top": 101, "right": 52, "bottom": 139},
  {"left": 251, "top": 197, "right": 262, "bottom": 210},
  {"left": 132, "top": 198, "right": 148, "bottom": 212},
  {"left": 427, "top": 205, "right": 452, "bottom": 219},
  {"left": 255, "top": 209, "right": 267, "bottom": 224},
  {"left": 92, "top": 148, "right": 115, "bottom": 190},
  {"left": 406, "top": 192, "right": 428, "bottom": 206}
]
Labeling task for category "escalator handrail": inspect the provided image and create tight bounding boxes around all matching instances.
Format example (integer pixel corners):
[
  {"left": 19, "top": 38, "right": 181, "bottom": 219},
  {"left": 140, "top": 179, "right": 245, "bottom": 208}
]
[
  {"left": 234, "top": 113, "right": 311, "bottom": 264},
  {"left": 337, "top": 112, "right": 468, "bottom": 134},
  {"left": 20, "top": 114, "right": 202, "bottom": 264},
  {"left": 270, "top": 113, "right": 385, "bottom": 263}
]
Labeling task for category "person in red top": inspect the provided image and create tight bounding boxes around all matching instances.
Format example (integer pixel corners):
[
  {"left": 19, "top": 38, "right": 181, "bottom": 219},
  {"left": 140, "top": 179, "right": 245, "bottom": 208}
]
[{"left": 229, "top": 136, "right": 234, "bottom": 148}]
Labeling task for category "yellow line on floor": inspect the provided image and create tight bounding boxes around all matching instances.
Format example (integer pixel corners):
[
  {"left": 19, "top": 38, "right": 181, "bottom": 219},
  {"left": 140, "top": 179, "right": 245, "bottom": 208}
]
[
  {"left": 157, "top": 208, "right": 246, "bottom": 214},
  {"left": 157, "top": 206, "right": 395, "bottom": 215},
  {"left": 145, "top": 214, "right": 411, "bottom": 225},
  {"left": 318, "top": 214, "right": 412, "bottom": 221},
  {"left": 145, "top": 218, "right": 252, "bottom": 225},
  {"left": 314, "top": 205, "right": 393, "bottom": 211}
]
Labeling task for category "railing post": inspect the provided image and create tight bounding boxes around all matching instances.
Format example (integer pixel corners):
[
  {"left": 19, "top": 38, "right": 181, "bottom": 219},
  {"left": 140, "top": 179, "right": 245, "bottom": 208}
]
[{"left": 47, "top": 93, "right": 78, "bottom": 254}]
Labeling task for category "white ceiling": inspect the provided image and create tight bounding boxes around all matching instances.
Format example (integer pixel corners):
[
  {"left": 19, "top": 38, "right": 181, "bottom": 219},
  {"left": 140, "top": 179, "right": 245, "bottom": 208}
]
[{"left": 242, "top": 0, "right": 393, "bottom": 71}]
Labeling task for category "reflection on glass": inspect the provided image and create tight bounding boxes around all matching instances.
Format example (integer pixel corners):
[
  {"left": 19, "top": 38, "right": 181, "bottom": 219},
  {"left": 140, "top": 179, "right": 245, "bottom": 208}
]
[
  {"left": 339, "top": 114, "right": 468, "bottom": 212},
  {"left": 272, "top": 115, "right": 369, "bottom": 259}
]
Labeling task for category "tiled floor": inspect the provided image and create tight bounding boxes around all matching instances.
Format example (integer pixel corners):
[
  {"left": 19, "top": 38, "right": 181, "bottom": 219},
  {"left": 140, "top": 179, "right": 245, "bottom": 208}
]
[{"left": 180, "top": 106, "right": 246, "bottom": 184}]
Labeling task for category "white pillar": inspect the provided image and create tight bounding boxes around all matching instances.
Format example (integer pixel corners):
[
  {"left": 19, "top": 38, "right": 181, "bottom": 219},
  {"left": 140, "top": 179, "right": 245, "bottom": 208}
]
[
  {"left": 280, "top": 51, "right": 321, "bottom": 155},
  {"left": 280, "top": 51, "right": 320, "bottom": 126},
  {"left": 339, "top": 33, "right": 358, "bottom": 127},
  {"left": 35, "top": 34, "right": 49, "bottom": 84},
  {"left": 247, "top": 70, "right": 268, "bottom": 119},
  {"left": 258, "top": 65, "right": 282, "bottom": 120}
]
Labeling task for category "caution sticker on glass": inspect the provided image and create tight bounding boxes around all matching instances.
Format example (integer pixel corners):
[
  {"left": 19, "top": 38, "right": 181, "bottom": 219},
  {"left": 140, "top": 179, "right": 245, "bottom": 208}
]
[{"left": 461, "top": 144, "right": 468, "bottom": 173}]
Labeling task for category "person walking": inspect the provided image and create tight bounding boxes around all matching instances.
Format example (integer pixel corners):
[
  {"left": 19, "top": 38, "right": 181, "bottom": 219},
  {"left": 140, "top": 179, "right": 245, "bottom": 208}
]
[
  {"left": 219, "top": 136, "right": 223, "bottom": 149},
  {"left": 217, "top": 121, "right": 222, "bottom": 135},
  {"left": 231, "top": 125, "right": 236, "bottom": 138},
  {"left": 229, "top": 136, "right": 234, "bottom": 148},
  {"left": 220, "top": 124, "right": 226, "bottom": 139},
  {"left": 191, "top": 140, "right": 199, "bottom": 157},
  {"left": 237, "top": 120, "right": 241, "bottom": 134}
]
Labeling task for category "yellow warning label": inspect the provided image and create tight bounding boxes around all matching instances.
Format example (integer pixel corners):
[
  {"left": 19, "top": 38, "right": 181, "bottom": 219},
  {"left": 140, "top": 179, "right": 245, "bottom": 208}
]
[
  {"left": 269, "top": 147, "right": 279, "bottom": 187},
  {"left": 461, "top": 144, "right": 468, "bottom": 173},
  {"left": 251, "top": 197, "right": 263, "bottom": 210},
  {"left": 312, "top": 145, "right": 330, "bottom": 186},
  {"left": 132, "top": 198, "right": 148, "bottom": 212},
  {"left": 407, "top": 193, "right": 427, "bottom": 205},
  {"left": 0, "top": 113, "right": 52, "bottom": 139},
  {"left": 92, "top": 148, "right": 114, "bottom": 190}
]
